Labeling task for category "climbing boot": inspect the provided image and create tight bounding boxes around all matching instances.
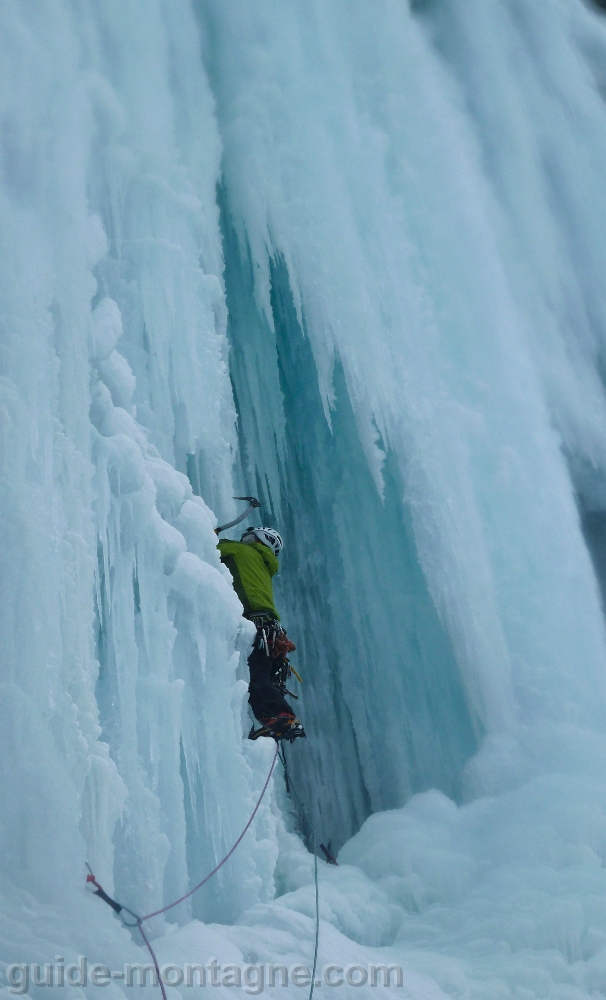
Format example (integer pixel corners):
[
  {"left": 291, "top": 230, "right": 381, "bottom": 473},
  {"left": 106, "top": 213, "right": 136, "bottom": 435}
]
[
  {"left": 277, "top": 717, "right": 305, "bottom": 743},
  {"left": 248, "top": 714, "right": 306, "bottom": 743},
  {"left": 248, "top": 724, "right": 272, "bottom": 741}
]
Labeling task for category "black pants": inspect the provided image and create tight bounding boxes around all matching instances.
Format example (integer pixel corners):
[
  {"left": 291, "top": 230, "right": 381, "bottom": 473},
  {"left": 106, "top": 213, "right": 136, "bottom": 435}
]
[{"left": 248, "top": 644, "right": 294, "bottom": 723}]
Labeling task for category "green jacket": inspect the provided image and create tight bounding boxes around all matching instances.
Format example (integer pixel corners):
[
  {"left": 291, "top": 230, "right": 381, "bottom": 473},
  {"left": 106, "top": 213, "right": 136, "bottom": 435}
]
[{"left": 218, "top": 539, "right": 280, "bottom": 620}]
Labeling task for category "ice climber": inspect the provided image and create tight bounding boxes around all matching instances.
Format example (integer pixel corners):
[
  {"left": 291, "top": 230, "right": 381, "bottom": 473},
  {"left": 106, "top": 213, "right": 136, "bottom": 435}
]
[{"left": 218, "top": 527, "right": 305, "bottom": 742}]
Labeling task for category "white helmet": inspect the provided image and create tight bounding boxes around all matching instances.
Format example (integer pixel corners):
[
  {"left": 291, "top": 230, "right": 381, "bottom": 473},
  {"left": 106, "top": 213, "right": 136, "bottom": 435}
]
[{"left": 241, "top": 526, "right": 283, "bottom": 557}]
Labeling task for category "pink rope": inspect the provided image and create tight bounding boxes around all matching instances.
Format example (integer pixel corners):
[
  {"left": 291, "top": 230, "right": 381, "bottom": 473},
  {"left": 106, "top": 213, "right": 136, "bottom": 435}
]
[
  {"left": 137, "top": 920, "right": 168, "bottom": 1000},
  {"left": 141, "top": 743, "right": 278, "bottom": 921},
  {"left": 86, "top": 744, "right": 278, "bottom": 997}
]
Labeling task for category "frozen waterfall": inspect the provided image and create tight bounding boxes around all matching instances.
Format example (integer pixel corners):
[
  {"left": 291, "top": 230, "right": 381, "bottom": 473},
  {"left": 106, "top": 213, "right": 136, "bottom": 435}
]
[{"left": 3, "top": 1, "right": 606, "bottom": 997}]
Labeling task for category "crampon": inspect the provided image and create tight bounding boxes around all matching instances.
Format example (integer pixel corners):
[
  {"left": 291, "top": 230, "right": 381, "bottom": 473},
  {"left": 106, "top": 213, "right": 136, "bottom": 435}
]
[{"left": 248, "top": 713, "right": 306, "bottom": 743}]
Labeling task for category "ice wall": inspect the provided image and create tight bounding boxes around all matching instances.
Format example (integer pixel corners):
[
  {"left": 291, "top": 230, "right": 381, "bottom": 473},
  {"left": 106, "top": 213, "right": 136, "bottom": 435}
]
[
  {"left": 5, "top": 1, "right": 606, "bottom": 999},
  {"left": 201, "top": 0, "right": 606, "bottom": 842},
  {"left": 198, "top": 1, "right": 606, "bottom": 993},
  {"left": 0, "top": 0, "right": 280, "bottom": 978}
]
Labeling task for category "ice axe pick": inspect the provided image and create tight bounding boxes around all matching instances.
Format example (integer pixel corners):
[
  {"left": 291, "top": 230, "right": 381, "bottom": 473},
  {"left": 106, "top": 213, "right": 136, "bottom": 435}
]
[{"left": 215, "top": 496, "right": 261, "bottom": 534}]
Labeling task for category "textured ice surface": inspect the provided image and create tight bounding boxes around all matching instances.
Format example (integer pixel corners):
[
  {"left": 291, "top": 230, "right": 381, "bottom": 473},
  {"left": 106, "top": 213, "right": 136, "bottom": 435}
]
[{"left": 4, "top": 1, "right": 606, "bottom": 999}]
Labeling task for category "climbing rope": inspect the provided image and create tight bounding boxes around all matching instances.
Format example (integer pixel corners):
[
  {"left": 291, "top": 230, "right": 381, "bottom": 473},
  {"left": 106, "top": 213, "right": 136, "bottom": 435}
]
[
  {"left": 310, "top": 835, "right": 320, "bottom": 1000},
  {"left": 86, "top": 744, "right": 279, "bottom": 1000},
  {"left": 142, "top": 742, "right": 278, "bottom": 921},
  {"left": 278, "top": 745, "right": 324, "bottom": 1000}
]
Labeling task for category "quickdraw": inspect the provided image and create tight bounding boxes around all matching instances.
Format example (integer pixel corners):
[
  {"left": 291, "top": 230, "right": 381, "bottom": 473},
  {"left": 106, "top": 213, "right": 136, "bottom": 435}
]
[
  {"left": 251, "top": 616, "right": 301, "bottom": 698},
  {"left": 85, "top": 746, "right": 279, "bottom": 1000}
]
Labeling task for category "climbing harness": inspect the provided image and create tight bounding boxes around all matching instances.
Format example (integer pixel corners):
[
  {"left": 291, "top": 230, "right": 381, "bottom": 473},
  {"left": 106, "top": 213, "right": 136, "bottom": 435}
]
[
  {"left": 251, "top": 615, "right": 300, "bottom": 699},
  {"left": 215, "top": 496, "right": 261, "bottom": 535},
  {"left": 85, "top": 744, "right": 279, "bottom": 1000}
]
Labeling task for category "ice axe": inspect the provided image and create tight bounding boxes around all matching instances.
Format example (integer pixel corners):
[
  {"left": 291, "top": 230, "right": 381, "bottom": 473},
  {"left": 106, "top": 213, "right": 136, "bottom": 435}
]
[{"left": 215, "top": 496, "right": 261, "bottom": 534}]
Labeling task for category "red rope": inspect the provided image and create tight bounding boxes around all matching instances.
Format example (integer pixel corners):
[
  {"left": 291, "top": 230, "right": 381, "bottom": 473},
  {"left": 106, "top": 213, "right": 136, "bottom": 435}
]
[
  {"left": 86, "top": 744, "right": 279, "bottom": 994},
  {"left": 137, "top": 920, "right": 167, "bottom": 1000},
  {"left": 140, "top": 744, "right": 278, "bottom": 921}
]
